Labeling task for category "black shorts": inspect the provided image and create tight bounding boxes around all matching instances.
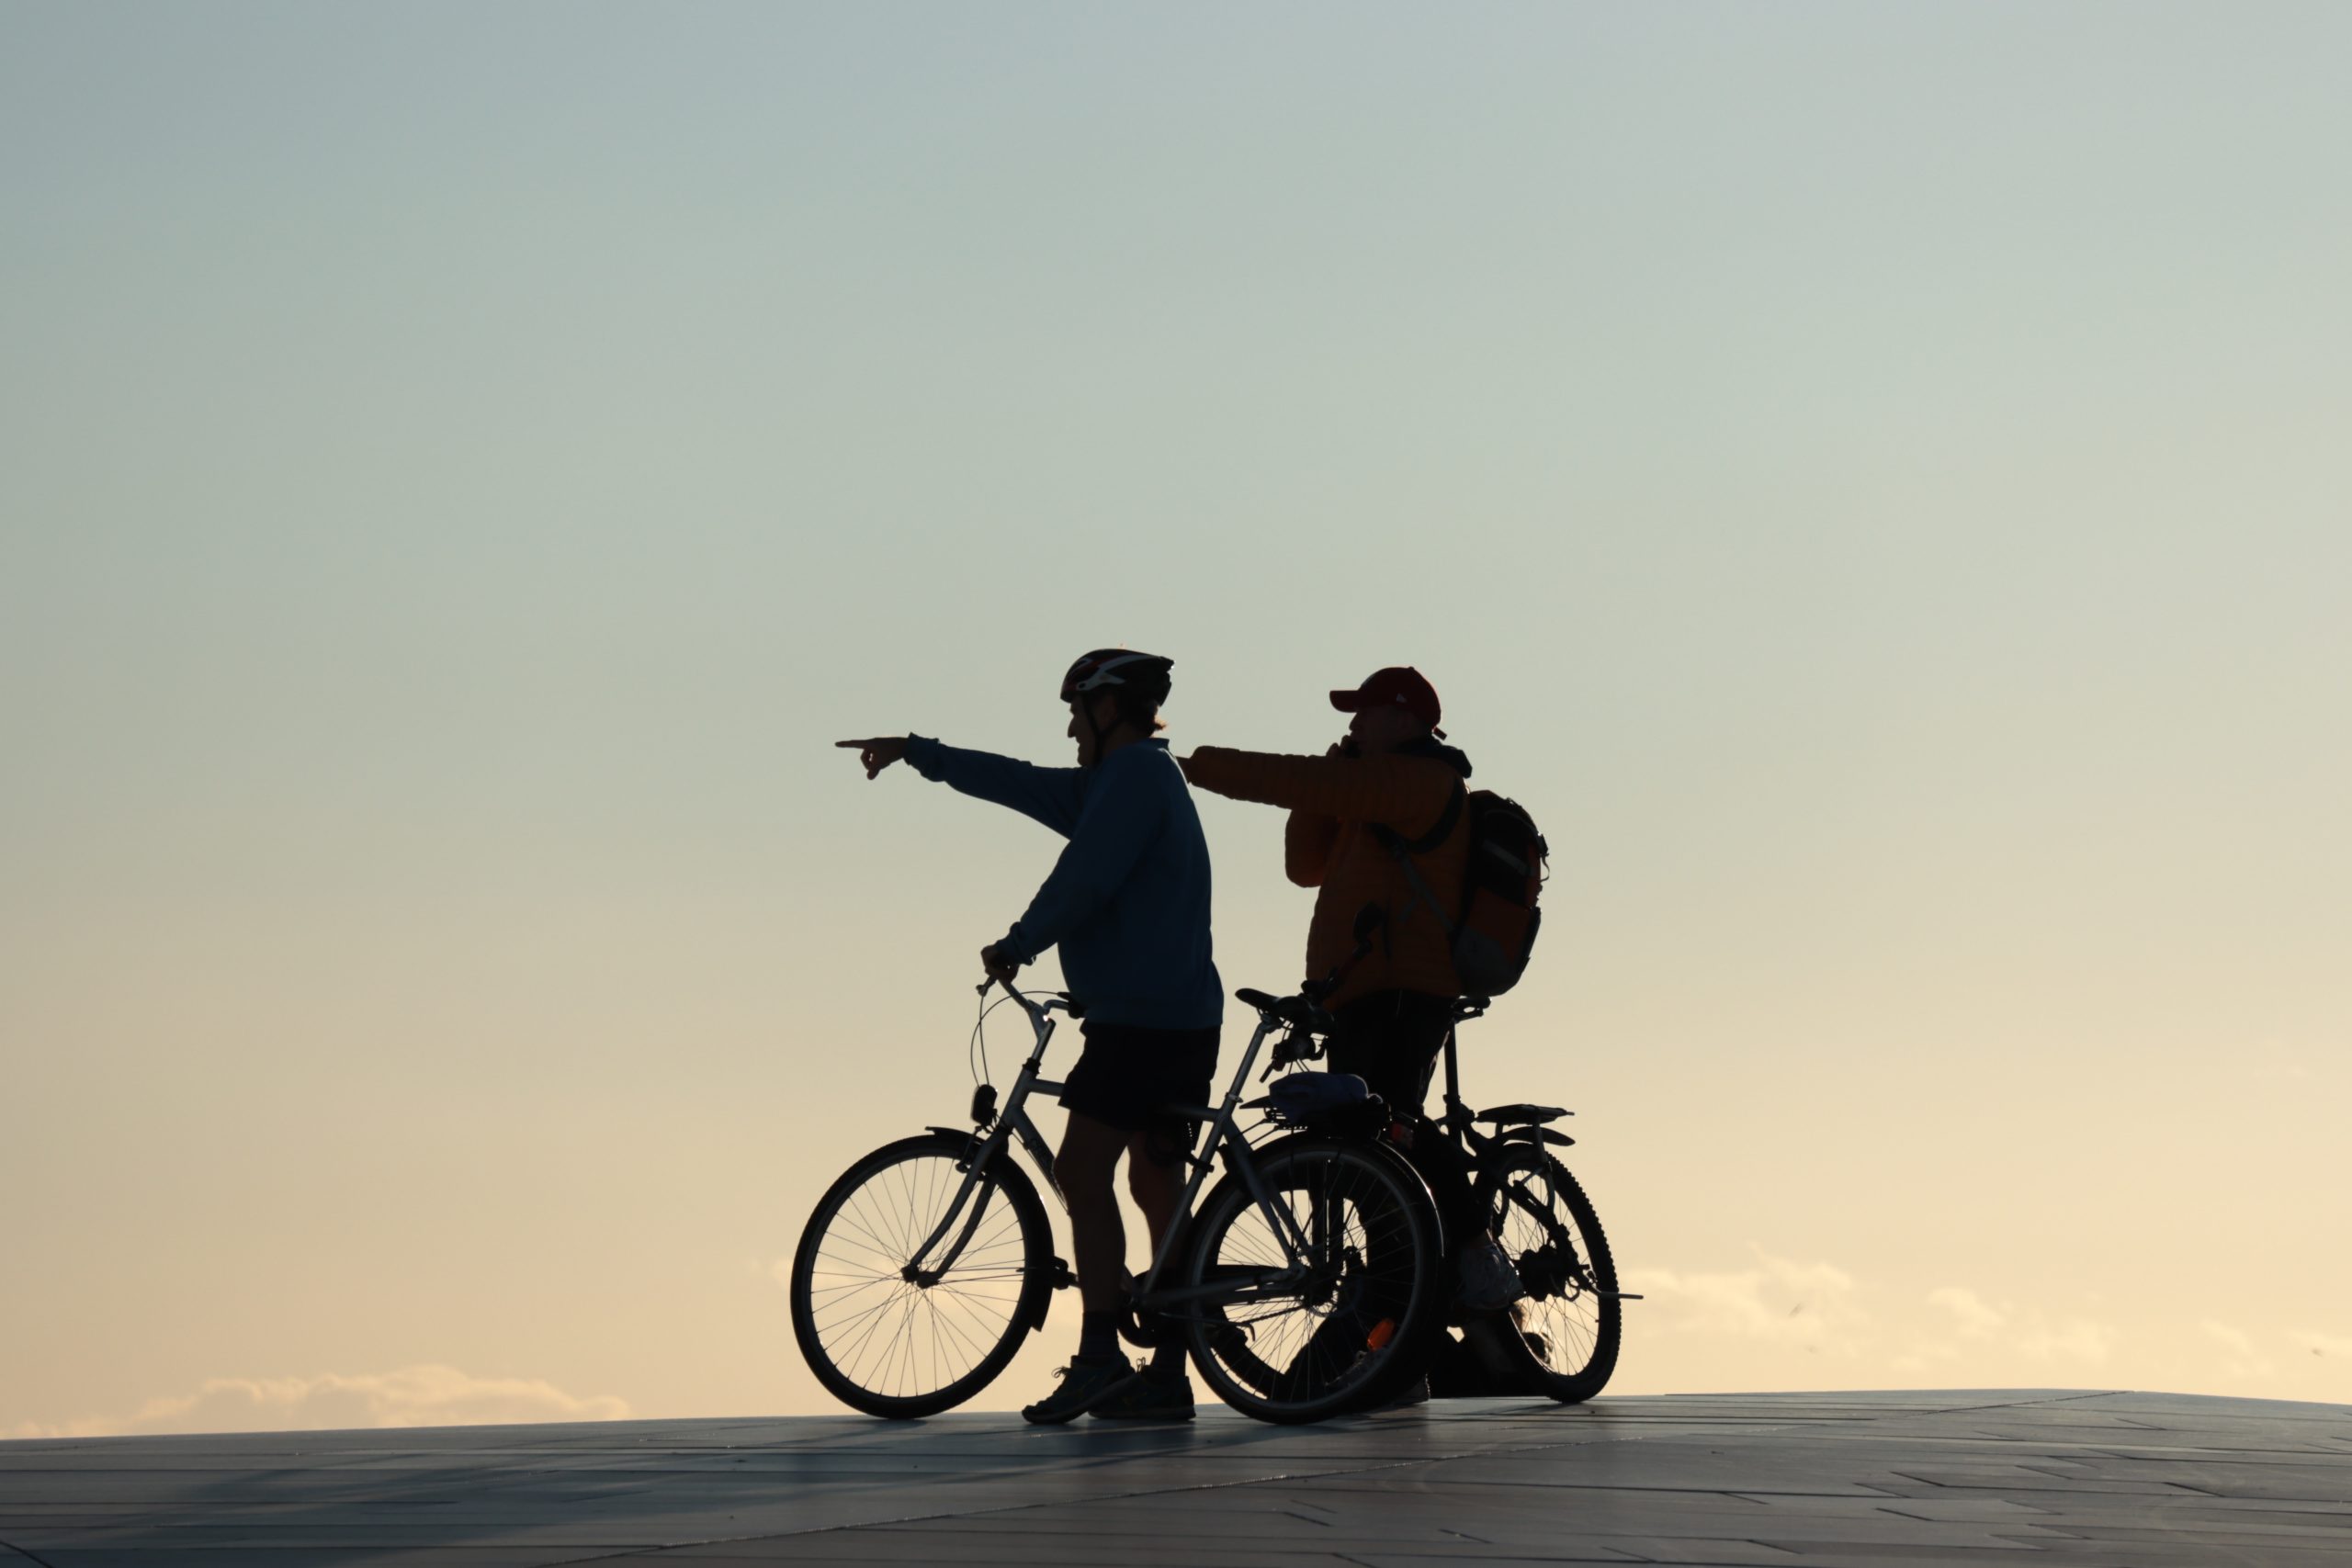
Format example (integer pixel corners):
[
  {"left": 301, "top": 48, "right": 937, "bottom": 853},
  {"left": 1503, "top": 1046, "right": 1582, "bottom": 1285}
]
[{"left": 1059, "top": 1021, "right": 1220, "bottom": 1135}]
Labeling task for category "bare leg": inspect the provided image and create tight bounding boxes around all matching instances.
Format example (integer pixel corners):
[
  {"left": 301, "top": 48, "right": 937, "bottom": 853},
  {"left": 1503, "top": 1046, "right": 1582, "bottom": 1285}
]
[
  {"left": 1125, "top": 1127, "right": 1185, "bottom": 1270},
  {"left": 1124, "top": 1126, "right": 1196, "bottom": 1380},
  {"left": 1055, "top": 1112, "right": 1128, "bottom": 1314}
]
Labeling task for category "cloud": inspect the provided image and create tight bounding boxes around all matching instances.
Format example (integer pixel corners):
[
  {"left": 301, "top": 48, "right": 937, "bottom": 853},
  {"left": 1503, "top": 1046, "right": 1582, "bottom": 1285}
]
[
  {"left": 1893, "top": 1288, "right": 2114, "bottom": 1374},
  {"left": 2202, "top": 1320, "right": 2257, "bottom": 1359},
  {"left": 1927, "top": 1287, "right": 2006, "bottom": 1339},
  {"left": 2201, "top": 1320, "right": 2277, "bottom": 1382},
  {"left": 1622, "top": 1252, "right": 1870, "bottom": 1348},
  {"left": 2016, "top": 1316, "right": 2116, "bottom": 1366},
  {"left": 11, "top": 1365, "right": 631, "bottom": 1439}
]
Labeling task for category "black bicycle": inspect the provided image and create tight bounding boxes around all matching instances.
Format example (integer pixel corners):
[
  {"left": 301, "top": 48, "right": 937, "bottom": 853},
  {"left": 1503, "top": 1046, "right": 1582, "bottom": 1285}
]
[
  {"left": 788, "top": 981, "right": 1446, "bottom": 1424},
  {"left": 1419, "top": 997, "right": 1631, "bottom": 1404}
]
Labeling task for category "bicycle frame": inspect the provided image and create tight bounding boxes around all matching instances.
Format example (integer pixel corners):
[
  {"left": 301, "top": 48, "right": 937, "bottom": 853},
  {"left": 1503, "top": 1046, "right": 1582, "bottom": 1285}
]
[
  {"left": 1433, "top": 1022, "right": 1511, "bottom": 1168},
  {"left": 900, "top": 985, "right": 1328, "bottom": 1317}
]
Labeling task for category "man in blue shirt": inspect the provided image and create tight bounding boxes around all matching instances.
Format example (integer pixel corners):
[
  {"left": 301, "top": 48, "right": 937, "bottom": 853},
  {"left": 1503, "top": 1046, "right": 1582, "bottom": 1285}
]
[{"left": 836, "top": 649, "right": 1221, "bottom": 1422}]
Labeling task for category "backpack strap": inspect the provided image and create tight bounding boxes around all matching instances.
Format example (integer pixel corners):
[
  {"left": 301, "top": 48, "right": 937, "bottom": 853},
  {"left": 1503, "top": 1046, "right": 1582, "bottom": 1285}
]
[
  {"left": 1374, "top": 784, "right": 1448, "bottom": 860},
  {"left": 1369, "top": 781, "right": 1469, "bottom": 941},
  {"left": 1369, "top": 780, "right": 1464, "bottom": 858}
]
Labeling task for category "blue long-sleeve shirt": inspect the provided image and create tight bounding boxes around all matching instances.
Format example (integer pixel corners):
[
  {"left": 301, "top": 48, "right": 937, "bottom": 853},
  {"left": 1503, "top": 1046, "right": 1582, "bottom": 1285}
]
[{"left": 904, "top": 736, "right": 1222, "bottom": 1030}]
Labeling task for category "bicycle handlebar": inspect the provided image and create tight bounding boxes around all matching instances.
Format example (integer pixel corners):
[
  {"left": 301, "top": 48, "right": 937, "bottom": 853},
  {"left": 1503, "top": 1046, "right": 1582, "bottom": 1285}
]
[
  {"left": 980, "top": 976, "right": 1338, "bottom": 1042},
  {"left": 976, "top": 976, "right": 1081, "bottom": 1023}
]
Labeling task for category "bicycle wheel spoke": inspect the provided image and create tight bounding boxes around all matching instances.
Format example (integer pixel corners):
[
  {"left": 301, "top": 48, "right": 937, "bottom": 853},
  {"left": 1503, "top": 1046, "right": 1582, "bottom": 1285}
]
[
  {"left": 793, "top": 1143, "right": 1046, "bottom": 1416},
  {"left": 834, "top": 1196, "right": 903, "bottom": 1263},
  {"left": 925, "top": 1292, "right": 994, "bottom": 1371},
  {"left": 824, "top": 1278, "right": 920, "bottom": 1348},
  {"left": 836, "top": 1282, "right": 916, "bottom": 1382},
  {"left": 810, "top": 1279, "right": 905, "bottom": 1328}
]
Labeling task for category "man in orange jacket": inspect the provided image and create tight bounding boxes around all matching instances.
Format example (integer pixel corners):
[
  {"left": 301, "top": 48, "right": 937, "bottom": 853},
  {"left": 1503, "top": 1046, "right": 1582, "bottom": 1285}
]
[{"left": 1182, "top": 667, "right": 1521, "bottom": 1313}]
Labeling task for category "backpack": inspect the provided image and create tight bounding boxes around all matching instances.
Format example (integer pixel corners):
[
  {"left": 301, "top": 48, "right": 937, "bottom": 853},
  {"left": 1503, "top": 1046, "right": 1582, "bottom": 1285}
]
[{"left": 1375, "top": 783, "right": 1549, "bottom": 999}]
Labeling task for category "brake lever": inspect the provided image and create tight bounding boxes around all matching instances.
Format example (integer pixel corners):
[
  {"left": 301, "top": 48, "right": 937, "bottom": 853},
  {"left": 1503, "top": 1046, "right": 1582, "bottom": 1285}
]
[{"left": 1260, "top": 1029, "right": 1299, "bottom": 1081}]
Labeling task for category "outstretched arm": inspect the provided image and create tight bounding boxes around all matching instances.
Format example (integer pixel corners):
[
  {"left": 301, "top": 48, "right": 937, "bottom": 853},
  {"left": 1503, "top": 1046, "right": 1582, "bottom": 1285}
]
[
  {"left": 1182, "top": 746, "right": 1454, "bottom": 834},
  {"left": 839, "top": 735, "right": 1086, "bottom": 837}
]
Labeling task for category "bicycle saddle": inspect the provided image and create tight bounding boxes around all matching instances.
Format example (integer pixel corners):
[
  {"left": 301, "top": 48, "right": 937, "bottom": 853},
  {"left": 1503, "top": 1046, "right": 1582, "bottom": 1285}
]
[
  {"left": 1235, "top": 987, "right": 1332, "bottom": 1032},
  {"left": 1474, "top": 1102, "right": 1570, "bottom": 1126}
]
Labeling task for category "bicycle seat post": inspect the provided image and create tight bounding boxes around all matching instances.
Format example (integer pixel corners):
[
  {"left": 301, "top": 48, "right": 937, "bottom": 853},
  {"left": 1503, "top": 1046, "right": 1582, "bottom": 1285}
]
[{"left": 1442, "top": 1024, "right": 1465, "bottom": 1120}]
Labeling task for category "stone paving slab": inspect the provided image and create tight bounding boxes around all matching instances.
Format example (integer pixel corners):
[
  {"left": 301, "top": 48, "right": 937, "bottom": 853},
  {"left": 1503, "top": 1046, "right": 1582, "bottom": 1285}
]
[{"left": 2, "top": 1391, "right": 2348, "bottom": 1565}]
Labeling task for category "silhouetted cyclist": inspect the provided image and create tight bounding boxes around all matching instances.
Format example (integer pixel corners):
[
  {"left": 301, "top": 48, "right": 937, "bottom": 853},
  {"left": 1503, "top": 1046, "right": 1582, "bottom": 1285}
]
[
  {"left": 836, "top": 649, "right": 1220, "bottom": 1423},
  {"left": 1181, "top": 667, "right": 1522, "bottom": 1327}
]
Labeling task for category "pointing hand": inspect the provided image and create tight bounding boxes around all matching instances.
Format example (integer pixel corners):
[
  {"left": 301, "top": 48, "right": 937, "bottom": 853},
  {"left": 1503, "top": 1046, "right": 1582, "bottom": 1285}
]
[{"left": 836, "top": 737, "right": 908, "bottom": 780}]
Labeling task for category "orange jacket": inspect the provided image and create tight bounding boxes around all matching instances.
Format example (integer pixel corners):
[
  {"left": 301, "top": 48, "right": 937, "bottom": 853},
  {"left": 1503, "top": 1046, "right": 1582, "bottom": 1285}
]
[{"left": 1182, "top": 743, "right": 1472, "bottom": 1007}]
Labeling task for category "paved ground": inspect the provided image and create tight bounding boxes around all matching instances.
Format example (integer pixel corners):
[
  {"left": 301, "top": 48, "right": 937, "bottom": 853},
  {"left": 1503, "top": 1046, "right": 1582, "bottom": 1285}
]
[{"left": 3, "top": 1390, "right": 2348, "bottom": 1566}]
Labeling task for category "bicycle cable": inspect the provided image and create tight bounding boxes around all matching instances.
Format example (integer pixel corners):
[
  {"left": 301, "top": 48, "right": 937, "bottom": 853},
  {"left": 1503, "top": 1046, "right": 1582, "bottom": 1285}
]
[{"left": 968, "top": 987, "right": 1018, "bottom": 1090}]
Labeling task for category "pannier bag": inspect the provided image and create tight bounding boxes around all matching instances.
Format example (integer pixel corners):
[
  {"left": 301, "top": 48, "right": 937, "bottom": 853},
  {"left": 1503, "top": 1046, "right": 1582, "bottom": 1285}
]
[
  {"left": 1267, "top": 1072, "right": 1390, "bottom": 1137},
  {"left": 1381, "top": 784, "right": 1549, "bottom": 998}
]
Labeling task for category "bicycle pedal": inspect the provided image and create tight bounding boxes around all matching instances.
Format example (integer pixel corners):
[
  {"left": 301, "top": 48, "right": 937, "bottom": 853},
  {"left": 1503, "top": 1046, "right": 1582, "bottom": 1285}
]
[{"left": 1048, "top": 1257, "right": 1077, "bottom": 1290}]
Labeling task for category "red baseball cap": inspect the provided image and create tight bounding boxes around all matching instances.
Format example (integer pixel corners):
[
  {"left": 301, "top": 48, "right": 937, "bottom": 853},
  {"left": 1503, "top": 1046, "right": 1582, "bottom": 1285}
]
[{"left": 1330, "top": 666, "right": 1444, "bottom": 737}]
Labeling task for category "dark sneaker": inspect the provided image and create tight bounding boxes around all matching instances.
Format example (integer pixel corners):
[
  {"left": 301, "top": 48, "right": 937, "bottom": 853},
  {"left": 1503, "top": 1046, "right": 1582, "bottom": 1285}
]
[
  {"left": 1089, "top": 1368, "right": 1196, "bottom": 1421},
  {"left": 1021, "top": 1357, "right": 1137, "bottom": 1425},
  {"left": 1369, "top": 1375, "right": 1430, "bottom": 1411},
  {"left": 1457, "top": 1235, "right": 1528, "bottom": 1312}
]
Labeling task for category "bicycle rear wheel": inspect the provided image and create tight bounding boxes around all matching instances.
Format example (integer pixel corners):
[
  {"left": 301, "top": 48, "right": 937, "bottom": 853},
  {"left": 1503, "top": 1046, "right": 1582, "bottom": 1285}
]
[
  {"left": 789, "top": 1132, "right": 1053, "bottom": 1418},
  {"left": 1469, "top": 1144, "right": 1621, "bottom": 1403},
  {"left": 1182, "top": 1136, "right": 1442, "bottom": 1424}
]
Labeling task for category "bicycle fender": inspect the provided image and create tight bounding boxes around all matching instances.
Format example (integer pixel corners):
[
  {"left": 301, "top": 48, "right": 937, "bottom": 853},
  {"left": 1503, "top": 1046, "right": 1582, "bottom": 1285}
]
[
  {"left": 987, "top": 1156, "right": 1060, "bottom": 1336},
  {"left": 923, "top": 1126, "right": 984, "bottom": 1166},
  {"left": 1365, "top": 1134, "right": 1450, "bottom": 1259},
  {"left": 1500, "top": 1124, "right": 1576, "bottom": 1149}
]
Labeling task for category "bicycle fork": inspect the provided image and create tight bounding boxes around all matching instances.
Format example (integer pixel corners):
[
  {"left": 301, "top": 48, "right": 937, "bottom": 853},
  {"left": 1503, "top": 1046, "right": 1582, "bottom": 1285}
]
[{"left": 901, "top": 1026, "right": 1066, "bottom": 1284}]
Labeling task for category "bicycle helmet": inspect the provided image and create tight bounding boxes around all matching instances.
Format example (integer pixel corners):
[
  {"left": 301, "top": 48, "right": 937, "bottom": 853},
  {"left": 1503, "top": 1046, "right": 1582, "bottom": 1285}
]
[
  {"left": 1059, "top": 649, "right": 1173, "bottom": 707},
  {"left": 1061, "top": 649, "right": 1174, "bottom": 756}
]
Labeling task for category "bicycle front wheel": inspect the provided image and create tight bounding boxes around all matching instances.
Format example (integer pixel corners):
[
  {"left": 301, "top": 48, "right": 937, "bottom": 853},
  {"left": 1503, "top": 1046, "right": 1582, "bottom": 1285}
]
[
  {"left": 1471, "top": 1143, "right": 1621, "bottom": 1403},
  {"left": 789, "top": 1132, "right": 1053, "bottom": 1418},
  {"left": 1182, "top": 1136, "right": 1443, "bottom": 1424}
]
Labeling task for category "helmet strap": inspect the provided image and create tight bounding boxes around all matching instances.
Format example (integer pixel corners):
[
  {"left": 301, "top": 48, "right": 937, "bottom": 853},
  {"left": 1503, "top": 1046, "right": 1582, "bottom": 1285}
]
[{"left": 1085, "top": 694, "right": 1129, "bottom": 761}]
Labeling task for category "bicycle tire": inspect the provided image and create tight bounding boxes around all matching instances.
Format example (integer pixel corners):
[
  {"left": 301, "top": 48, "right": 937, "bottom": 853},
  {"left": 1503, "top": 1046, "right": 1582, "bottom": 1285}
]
[
  {"left": 1180, "top": 1134, "right": 1443, "bottom": 1424},
  {"left": 790, "top": 1132, "right": 1054, "bottom": 1418},
  {"left": 1468, "top": 1143, "right": 1621, "bottom": 1404}
]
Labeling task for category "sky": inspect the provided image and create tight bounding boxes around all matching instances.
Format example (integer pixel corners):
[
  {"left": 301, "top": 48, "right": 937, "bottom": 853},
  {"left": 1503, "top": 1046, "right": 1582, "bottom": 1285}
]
[{"left": 3, "top": 1, "right": 2347, "bottom": 1436}]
